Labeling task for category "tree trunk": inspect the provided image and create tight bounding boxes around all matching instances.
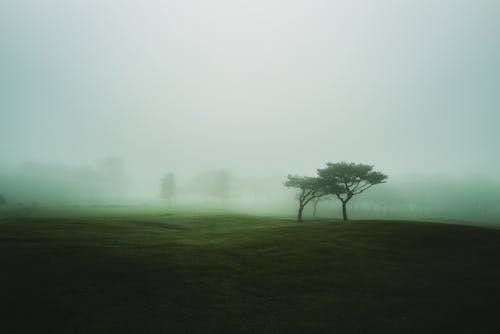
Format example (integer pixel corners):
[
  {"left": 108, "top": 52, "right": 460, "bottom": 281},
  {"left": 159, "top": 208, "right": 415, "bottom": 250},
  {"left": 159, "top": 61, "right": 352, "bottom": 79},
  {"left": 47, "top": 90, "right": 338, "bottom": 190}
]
[
  {"left": 298, "top": 206, "right": 303, "bottom": 222},
  {"left": 312, "top": 201, "right": 318, "bottom": 217},
  {"left": 342, "top": 201, "right": 348, "bottom": 221}
]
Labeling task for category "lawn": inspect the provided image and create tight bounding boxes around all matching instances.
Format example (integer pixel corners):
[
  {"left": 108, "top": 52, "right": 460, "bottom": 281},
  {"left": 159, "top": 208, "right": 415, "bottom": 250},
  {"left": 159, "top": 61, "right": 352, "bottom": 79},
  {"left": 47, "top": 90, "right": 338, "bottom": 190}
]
[{"left": 1, "top": 210, "right": 500, "bottom": 333}]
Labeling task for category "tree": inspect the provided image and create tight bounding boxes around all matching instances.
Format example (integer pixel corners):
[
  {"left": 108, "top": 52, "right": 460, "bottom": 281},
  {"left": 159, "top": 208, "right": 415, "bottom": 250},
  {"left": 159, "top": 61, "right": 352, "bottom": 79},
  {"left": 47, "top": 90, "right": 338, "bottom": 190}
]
[
  {"left": 317, "top": 162, "right": 387, "bottom": 221},
  {"left": 284, "top": 175, "right": 327, "bottom": 222},
  {"left": 311, "top": 196, "right": 331, "bottom": 217},
  {"left": 160, "top": 173, "right": 176, "bottom": 207},
  {"left": 214, "top": 170, "right": 230, "bottom": 202},
  {"left": 0, "top": 194, "right": 6, "bottom": 206}
]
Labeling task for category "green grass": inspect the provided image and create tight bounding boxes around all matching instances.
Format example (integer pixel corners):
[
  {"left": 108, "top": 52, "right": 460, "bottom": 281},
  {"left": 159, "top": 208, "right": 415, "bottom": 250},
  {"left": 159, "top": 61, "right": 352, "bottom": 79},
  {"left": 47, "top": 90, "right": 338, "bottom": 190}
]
[{"left": 1, "top": 210, "right": 500, "bottom": 333}]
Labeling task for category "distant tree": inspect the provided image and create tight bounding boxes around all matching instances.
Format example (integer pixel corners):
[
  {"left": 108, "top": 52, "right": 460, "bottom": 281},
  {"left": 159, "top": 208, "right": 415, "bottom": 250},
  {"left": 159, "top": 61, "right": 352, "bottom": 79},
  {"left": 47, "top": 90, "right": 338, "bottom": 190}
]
[
  {"left": 284, "top": 175, "right": 328, "bottom": 222},
  {"left": 214, "top": 170, "right": 230, "bottom": 202},
  {"left": 0, "top": 194, "right": 6, "bottom": 206},
  {"left": 317, "top": 162, "right": 387, "bottom": 221},
  {"left": 160, "top": 173, "right": 176, "bottom": 207},
  {"left": 311, "top": 196, "right": 331, "bottom": 217}
]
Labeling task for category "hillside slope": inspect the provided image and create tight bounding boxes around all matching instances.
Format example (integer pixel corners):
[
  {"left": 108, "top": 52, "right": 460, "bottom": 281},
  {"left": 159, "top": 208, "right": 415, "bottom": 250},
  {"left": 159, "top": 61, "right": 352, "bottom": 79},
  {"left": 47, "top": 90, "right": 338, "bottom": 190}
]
[{"left": 1, "top": 213, "right": 499, "bottom": 333}]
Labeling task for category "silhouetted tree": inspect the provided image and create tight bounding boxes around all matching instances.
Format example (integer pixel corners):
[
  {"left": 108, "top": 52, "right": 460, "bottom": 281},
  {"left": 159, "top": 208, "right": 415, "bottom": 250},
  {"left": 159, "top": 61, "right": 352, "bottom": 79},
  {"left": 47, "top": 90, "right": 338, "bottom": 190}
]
[
  {"left": 317, "top": 162, "right": 387, "bottom": 221},
  {"left": 0, "top": 194, "right": 6, "bottom": 206},
  {"left": 284, "top": 175, "right": 327, "bottom": 222},
  {"left": 160, "top": 173, "right": 176, "bottom": 207}
]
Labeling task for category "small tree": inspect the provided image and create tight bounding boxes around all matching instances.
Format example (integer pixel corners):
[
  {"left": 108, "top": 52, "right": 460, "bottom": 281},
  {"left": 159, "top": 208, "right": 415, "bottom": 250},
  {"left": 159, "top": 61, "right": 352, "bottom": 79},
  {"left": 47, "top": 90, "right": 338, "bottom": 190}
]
[
  {"left": 214, "top": 170, "right": 230, "bottom": 202},
  {"left": 160, "top": 173, "right": 176, "bottom": 207},
  {"left": 0, "top": 194, "right": 6, "bottom": 206},
  {"left": 311, "top": 196, "right": 331, "bottom": 217},
  {"left": 317, "top": 162, "right": 387, "bottom": 221},
  {"left": 284, "top": 175, "right": 327, "bottom": 222}
]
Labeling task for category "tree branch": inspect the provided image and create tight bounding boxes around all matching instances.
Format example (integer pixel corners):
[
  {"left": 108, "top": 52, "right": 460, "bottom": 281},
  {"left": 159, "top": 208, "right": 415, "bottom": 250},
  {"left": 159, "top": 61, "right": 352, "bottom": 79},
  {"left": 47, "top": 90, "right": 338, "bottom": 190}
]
[{"left": 352, "top": 183, "right": 374, "bottom": 195}]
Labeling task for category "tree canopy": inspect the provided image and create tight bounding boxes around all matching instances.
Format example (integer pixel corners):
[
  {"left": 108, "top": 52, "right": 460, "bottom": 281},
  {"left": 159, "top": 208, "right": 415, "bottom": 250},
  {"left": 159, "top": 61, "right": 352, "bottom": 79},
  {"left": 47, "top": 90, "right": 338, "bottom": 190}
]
[
  {"left": 317, "top": 162, "right": 387, "bottom": 220},
  {"left": 284, "top": 175, "right": 327, "bottom": 222},
  {"left": 160, "top": 173, "right": 176, "bottom": 206}
]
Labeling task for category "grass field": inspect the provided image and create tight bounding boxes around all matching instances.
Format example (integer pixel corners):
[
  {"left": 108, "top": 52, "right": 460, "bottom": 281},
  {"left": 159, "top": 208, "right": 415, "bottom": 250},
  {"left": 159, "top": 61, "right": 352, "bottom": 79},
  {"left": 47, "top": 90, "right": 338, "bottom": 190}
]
[{"left": 1, "top": 209, "right": 500, "bottom": 333}]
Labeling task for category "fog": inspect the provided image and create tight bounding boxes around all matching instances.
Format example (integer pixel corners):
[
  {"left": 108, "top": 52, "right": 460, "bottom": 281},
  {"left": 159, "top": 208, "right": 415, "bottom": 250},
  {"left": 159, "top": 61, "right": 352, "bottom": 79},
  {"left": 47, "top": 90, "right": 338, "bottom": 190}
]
[{"left": 1, "top": 1, "right": 499, "bottom": 222}]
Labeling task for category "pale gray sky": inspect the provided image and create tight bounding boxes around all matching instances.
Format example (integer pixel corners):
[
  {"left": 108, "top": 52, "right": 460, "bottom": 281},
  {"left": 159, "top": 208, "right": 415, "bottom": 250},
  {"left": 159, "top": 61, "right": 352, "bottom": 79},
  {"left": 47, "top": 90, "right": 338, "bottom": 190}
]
[{"left": 1, "top": 0, "right": 499, "bottom": 184}]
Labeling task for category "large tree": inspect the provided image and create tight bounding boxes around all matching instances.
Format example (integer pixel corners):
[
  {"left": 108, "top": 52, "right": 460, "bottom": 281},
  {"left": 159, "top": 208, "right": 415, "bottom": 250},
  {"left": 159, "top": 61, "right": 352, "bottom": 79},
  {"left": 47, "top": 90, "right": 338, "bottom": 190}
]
[
  {"left": 160, "top": 172, "right": 176, "bottom": 207},
  {"left": 317, "top": 162, "right": 387, "bottom": 221},
  {"left": 284, "top": 175, "right": 328, "bottom": 222}
]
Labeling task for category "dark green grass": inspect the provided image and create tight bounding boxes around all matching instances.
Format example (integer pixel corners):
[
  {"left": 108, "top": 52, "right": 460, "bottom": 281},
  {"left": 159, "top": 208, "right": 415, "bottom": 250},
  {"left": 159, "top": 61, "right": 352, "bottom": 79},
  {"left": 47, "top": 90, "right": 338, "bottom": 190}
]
[{"left": 1, "top": 211, "right": 500, "bottom": 333}]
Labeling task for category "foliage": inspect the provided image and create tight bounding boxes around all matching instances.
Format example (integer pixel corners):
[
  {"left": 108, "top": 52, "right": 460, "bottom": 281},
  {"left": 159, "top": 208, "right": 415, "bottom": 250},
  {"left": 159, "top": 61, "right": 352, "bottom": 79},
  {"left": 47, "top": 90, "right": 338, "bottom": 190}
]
[
  {"left": 189, "top": 169, "right": 232, "bottom": 202},
  {"left": 160, "top": 172, "right": 176, "bottom": 205},
  {"left": 317, "top": 162, "right": 387, "bottom": 220},
  {"left": 284, "top": 175, "right": 327, "bottom": 221}
]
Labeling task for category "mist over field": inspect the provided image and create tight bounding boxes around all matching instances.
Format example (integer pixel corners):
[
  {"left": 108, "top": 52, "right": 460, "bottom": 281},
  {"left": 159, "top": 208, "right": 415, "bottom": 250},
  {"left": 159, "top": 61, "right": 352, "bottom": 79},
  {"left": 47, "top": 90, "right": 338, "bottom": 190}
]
[
  {"left": 3, "top": 3, "right": 500, "bottom": 333},
  {"left": 1, "top": 0, "right": 499, "bottom": 222}
]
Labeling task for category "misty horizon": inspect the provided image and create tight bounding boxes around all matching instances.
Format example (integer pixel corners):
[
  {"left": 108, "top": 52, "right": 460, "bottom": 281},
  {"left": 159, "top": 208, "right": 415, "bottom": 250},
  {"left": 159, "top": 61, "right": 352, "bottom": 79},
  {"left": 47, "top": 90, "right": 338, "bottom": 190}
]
[{"left": 1, "top": 0, "right": 499, "bottom": 222}]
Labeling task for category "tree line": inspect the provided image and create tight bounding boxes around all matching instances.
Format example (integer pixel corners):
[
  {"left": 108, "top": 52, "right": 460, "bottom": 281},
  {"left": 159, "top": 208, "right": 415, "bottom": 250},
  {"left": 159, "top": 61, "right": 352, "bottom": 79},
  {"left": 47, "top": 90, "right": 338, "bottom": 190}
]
[
  {"left": 160, "top": 170, "right": 231, "bottom": 206},
  {"left": 284, "top": 162, "right": 387, "bottom": 221}
]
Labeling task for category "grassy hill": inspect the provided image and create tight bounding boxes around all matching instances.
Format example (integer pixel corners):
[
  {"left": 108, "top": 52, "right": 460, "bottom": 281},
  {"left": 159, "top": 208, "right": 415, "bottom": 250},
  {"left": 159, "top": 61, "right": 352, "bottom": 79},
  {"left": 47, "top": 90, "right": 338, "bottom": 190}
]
[{"left": 1, "top": 211, "right": 500, "bottom": 333}]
